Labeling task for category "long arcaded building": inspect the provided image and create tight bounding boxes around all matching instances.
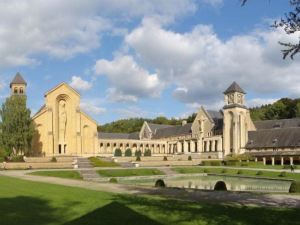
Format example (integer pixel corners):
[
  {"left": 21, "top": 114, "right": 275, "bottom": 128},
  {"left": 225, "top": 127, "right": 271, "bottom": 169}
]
[{"left": 9, "top": 73, "right": 300, "bottom": 165}]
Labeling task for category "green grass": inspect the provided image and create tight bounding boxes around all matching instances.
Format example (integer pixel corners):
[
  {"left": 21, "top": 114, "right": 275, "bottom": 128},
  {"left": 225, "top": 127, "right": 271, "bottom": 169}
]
[
  {"left": 0, "top": 176, "right": 299, "bottom": 225},
  {"left": 29, "top": 170, "right": 83, "bottom": 180},
  {"left": 97, "top": 168, "right": 164, "bottom": 177},
  {"left": 89, "top": 157, "right": 120, "bottom": 167},
  {"left": 173, "top": 167, "right": 300, "bottom": 182}
]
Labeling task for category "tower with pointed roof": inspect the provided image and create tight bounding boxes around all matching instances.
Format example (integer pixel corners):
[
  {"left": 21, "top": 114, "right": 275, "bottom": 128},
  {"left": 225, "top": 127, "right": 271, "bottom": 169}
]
[
  {"left": 222, "top": 82, "right": 250, "bottom": 156},
  {"left": 10, "top": 72, "right": 27, "bottom": 96}
]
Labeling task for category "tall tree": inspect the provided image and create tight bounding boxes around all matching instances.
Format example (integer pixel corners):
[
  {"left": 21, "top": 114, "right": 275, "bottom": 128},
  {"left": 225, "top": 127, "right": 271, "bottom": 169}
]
[
  {"left": 0, "top": 95, "right": 35, "bottom": 156},
  {"left": 242, "top": 0, "right": 300, "bottom": 59}
]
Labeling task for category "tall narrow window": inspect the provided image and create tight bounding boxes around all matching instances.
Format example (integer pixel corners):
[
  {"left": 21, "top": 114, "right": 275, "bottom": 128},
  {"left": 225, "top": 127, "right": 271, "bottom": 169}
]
[
  {"left": 20, "top": 88, "right": 23, "bottom": 94},
  {"left": 14, "top": 88, "right": 18, "bottom": 94}
]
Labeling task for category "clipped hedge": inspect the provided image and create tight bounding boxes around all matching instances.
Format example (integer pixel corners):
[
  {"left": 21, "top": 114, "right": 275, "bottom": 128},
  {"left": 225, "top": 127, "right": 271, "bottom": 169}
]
[
  {"left": 144, "top": 149, "right": 151, "bottom": 157},
  {"left": 135, "top": 150, "right": 142, "bottom": 157},
  {"left": 224, "top": 160, "right": 239, "bottom": 166},
  {"left": 125, "top": 148, "right": 132, "bottom": 157},
  {"left": 202, "top": 160, "right": 222, "bottom": 166},
  {"left": 114, "top": 148, "right": 122, "bottom": 157},
  {"left": 155, "top": 179, "right": 166, "bottom": 188}
]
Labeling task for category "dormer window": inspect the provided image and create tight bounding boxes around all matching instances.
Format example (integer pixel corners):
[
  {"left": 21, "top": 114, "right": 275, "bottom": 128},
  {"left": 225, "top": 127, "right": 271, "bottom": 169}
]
[
  {"left": 272, "top": 138, "right": 278, "bottom": 144},
  {"left": 273, "top": 124, "right": 281, "bottom": 129}
]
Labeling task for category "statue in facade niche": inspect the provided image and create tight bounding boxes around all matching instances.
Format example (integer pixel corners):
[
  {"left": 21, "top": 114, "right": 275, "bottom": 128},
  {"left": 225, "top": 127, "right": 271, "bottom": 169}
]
[{"left": 59, "top": 100, "right": 67, "bottom": 142}]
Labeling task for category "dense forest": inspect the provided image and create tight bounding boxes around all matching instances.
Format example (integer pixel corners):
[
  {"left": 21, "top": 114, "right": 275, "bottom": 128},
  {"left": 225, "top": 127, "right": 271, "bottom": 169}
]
[{"left": 98, "top": 98, "right": 300, "bottom": 133}]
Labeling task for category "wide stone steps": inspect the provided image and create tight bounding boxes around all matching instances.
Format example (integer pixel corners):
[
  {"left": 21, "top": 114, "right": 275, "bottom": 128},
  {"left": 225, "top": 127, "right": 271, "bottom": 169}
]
[{"left": 76, "top": 157, "right": 100, "bottom": 181}]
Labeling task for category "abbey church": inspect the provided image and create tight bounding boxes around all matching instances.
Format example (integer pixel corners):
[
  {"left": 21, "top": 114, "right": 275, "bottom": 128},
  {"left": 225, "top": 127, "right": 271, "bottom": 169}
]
[{"left": 9, "top": 73, "right": 300, "bottom": 165}]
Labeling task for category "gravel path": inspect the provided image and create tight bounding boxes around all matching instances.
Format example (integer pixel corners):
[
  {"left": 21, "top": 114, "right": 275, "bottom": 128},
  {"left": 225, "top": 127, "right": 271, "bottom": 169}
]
[{"left": 1, "top": 170, "right": 300, "bottom": 208}]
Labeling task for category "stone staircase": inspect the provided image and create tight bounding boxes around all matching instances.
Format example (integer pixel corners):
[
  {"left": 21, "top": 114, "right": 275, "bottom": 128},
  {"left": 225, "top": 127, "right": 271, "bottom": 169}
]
[{"left": 77, "top": 157, "right": 101, "bottom": 182}]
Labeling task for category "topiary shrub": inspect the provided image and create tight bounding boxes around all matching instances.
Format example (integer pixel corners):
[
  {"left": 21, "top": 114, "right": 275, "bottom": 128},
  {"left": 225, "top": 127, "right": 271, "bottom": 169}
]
[
  {"left": 279, "top": 171, "right": 287, "bottom": 177},
  {"left": 289, "top": 181, "right": 300, "bottom": 193},
  {"left": 114, "top": 148, "right": 122, "bottom": 157},
  {"left": 256, "top": 170, "right": 263, "bottom": 176},
  {"left": 188, "top": 155, "right": 192, "bottom": 161},
  {"left": 125, "top": 148, "right": 132, "bottom": 157},
  {"left": 163, "top": 156, "right": 168, "bottom": 161},
  {"left": 136, "top": 156, "right": 141, "bottom": 161},
  {"left": 109, "top": 178, "right": 118, "bottom": 183},
  {"left": 237, "top": 170, "right": 243, "bottom": 175},
  {"left": 155, "top": 179, "right": 166, "bottom": 188},
  {"left": 221, "top": 168, "right": 227, "bottom": 174},
  {"left": 50, "top": 157, "right": 57, "bottom": 162},
  {"left": 214, "top": 181, "right": 227, "bottom": 191},
  {"left": 135, "top": 150, "right": 142, "bottom": 157},
  {"left": 144, "top": 149, "right": 151, "bottom": 157},
  {"left": 203, "top": 168, "right": 209, "bottom": 173}
]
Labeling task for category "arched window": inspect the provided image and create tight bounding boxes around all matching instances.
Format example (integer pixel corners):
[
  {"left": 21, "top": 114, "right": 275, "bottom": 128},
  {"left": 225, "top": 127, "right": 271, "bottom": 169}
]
[
  {"left": 14, "top": 87, "right": 18, "bottom": 94},
  {"left": 20, "top": 87, "right": 23, "bottom": 94}
]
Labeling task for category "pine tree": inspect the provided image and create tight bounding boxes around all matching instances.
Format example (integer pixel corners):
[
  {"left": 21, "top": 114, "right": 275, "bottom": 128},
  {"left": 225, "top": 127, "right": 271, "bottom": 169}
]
[{"left": 0, "top": 95, "right": 35, "bottom": 156}]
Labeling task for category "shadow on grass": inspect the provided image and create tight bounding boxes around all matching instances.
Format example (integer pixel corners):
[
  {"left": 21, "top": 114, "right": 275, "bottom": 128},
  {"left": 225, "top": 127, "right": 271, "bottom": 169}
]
[
  {"left": 112, "top": 194, "right": 300, "bottom": 225},
  {"left": 0, "top": 196, "right": 59, "bottom": 225},
  {"left": 63, "top": 201, "right": 162, "bottom": 225}
]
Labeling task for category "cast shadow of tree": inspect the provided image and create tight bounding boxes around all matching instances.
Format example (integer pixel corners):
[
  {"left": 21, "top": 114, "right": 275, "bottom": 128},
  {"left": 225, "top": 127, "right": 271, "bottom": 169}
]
[
  {"left": 0, "top": 196, "right": 59, "bottom": 225},
  {"left": 63, "top": 201, "right": 162, "bottom": 225}
]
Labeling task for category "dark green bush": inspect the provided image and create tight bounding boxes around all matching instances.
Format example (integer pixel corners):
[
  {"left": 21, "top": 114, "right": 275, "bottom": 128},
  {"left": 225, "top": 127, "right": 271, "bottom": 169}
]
[
  {"left": 203, "top": 169, "right": 209, "bottom": 173},
  {"left": 188, "top": 155, "right": 192, "bottom": 161},
  {"left": 7, "top": 155, "right": 25, "bottom": 162},
  {"left": 256, "top": 170, "right": 263, "bottom": 175},
  {"left": 237, "top": 170, "right": 243, "bottom": 175},
  {"left": 163, "top": 156, "right": 168, "bottom": 161},
  {"left": 283, "top": 165, "right": 297, "bottom": 170},
  {"left": 50, "top": 157, "right": 57, "bottom": 162},
  {"left": 109, "top": 178, "right": 118, "bottom": 183},
  {"left": 144, "top": 149, "right": 151, "bottom": 157},
  {"left": 125, "top": 148, "right": 132, "bottom": 157},
  {"left": 289, "top": 181, "right": 300, "bottom": 193},
  {"left": 114, "top": 148, "right": 122, "bottom": 157},
  {"left": 202, "top": 160, "right": 222, "bottom": 166},
  {"left": 279, "top": 171, "right": 287, "bottom": 177},
  {"left": 221, "top": 168, "right": 227, "bottom": 174},
  {"left": 214, "top": 181, "right": 227, "bottom": 191},
  {"left": 135, "top": 150, "right": 142, "bottom": 157},
  {"left": 224, "top": 160, "right": 239, "bottom": 166},
  {"left": 155, "top": 179, "right": 166, "bottom": 188},
  {"left": 0, "top": 157, "right": 4, "bottom": 162},
  {"left": 136, "top": 156, "right": 141, "bottom": 161}
]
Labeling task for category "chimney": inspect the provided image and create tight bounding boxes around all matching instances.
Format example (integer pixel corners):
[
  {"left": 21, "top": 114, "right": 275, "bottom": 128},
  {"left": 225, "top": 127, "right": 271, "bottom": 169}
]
[{"left": 182, "top": 120, "right": 187, "bottom": 126}]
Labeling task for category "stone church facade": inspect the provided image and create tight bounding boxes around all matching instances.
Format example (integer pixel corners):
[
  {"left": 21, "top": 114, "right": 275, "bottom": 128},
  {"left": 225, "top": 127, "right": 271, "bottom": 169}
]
[{"left": 9, "top": 73, "right": 300, "bottom": 164}]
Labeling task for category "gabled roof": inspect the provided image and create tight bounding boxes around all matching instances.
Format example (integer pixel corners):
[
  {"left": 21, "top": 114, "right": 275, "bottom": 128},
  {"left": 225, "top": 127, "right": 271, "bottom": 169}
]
[
  {"left": 152, "top": 123, "right": 192, "bottom": 139},
  {"left": 223, "top": 81, "right": 246, "bottom": 94},
  {"left": 10, "top": 72, "right": 27, "bottom": 87},
  {"left": 44, "top": 82, "right": 80, "bottom": 97},
  {"left": 147, "top": 123, "right": 174, "bottom": 132}
]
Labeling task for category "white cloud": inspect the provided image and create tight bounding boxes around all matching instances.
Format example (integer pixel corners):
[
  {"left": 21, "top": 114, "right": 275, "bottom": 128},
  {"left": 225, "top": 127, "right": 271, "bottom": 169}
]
[
  {"left": 94, "top": 55, "right": 164, "bottom": 101},
  {"left": 0, "top": 0, "right": 204, "bottom": 68},
  {"left": 80, "top": 99, "right": 106, "bottom": 115},
  {"left": 125, "top": 18, "right": 300, "bottom": 108},
  {"left": 70, "top": 76, "right": 92, "bottom": 91}
]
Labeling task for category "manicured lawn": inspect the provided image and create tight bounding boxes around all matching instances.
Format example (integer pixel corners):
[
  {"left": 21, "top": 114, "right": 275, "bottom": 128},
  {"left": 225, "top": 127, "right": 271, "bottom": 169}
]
[
  {"left": 0, "top": 176, "right": 299, "bottom": 225},
  {"left": 29, "top": 170, "right": 83, "bottom": 180},
  {"left": 89, "top": 157, "right": 120, "bottom": 167},
  {"left": 97, "top": 168, "right": 164, "bottom": 177},
  {"left": 173, "top": 167, "right": 300, "bottom": 181}
]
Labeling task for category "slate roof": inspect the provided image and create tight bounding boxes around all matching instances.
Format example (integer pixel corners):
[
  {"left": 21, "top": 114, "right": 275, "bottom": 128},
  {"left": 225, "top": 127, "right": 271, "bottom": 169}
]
[
  {"left": 98, "top": 132, "right": 139, "bottom": 140},
  {"left": 246, "top": 127, "right": 300, "bottom": 149},
  {"left": 147, "top": 123, "right": 174, "bottom": 132},
  {"left": 152, "top": 123, "right": 192, "bottom": 139},
  {"left": 32, "top": 104, "right": 46, "bottom": 118},
  {"left": 10, "top": 73, "right": 27, "bottom": 87},
  {"left": 223, "top": 81, "right": 246, "bottom": 94},
  {"left": 207, "top": 110, "right": 223, "bottom": 132},
  {"left": 254, "top": 118, "right": 300, "bottom": 130}
]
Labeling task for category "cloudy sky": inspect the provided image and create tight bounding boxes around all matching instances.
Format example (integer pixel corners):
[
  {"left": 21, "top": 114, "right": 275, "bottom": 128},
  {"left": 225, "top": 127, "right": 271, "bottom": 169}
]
[{"left": 0, "top": 0, "right": 298, "bottom": 124}]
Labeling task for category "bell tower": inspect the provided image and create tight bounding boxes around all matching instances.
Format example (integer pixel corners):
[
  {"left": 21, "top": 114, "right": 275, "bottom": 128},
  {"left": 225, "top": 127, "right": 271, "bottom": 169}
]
[
  {"left": 223, "top": 82, "right": 249, "bottom": 156},
  {"left": 10, "top": 72, "right": 27, "bottom": 96}
]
